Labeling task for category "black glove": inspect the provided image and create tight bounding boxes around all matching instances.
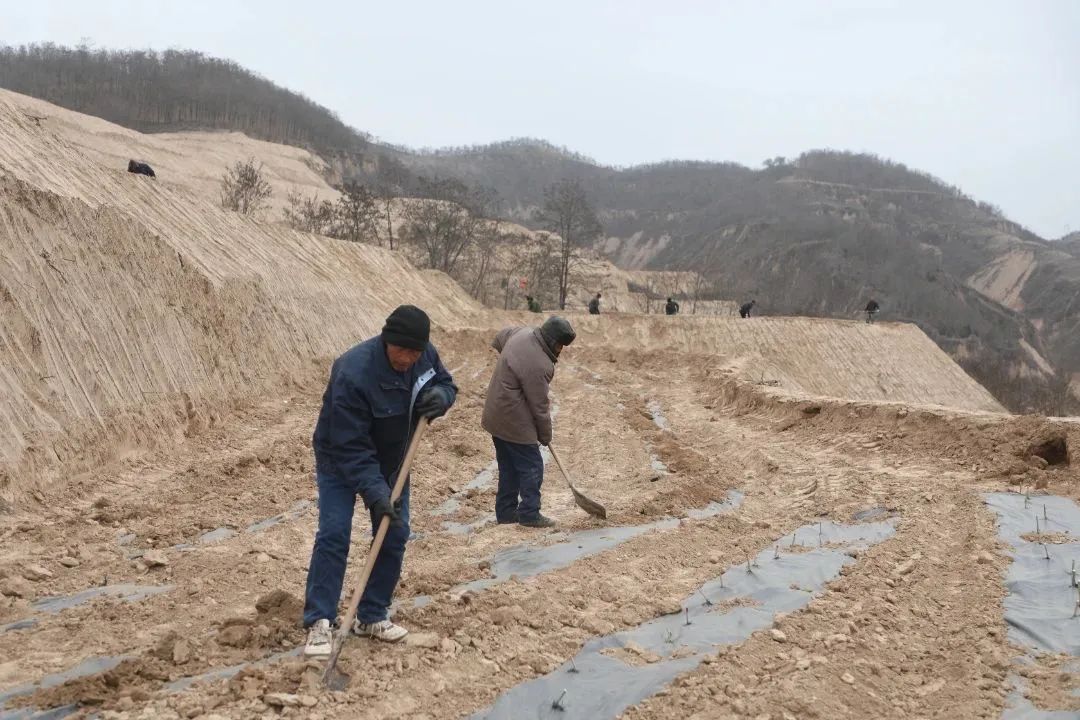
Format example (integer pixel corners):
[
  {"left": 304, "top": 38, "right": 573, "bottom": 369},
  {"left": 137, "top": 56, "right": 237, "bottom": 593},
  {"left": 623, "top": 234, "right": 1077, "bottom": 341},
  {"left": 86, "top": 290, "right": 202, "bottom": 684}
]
[
  {"left": 370, "top": 496, "right": 403, "bottom": 528},
  {"left": 415, "top": 386, "right": 452, "bottom": 419}
]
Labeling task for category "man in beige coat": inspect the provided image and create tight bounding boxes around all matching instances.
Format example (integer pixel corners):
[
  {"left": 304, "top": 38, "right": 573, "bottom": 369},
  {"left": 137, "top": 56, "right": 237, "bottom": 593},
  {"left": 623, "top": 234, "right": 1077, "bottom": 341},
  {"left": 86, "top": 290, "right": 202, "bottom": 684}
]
[{"left": 481, "top": 316, "right": 576, "bottom": 527}]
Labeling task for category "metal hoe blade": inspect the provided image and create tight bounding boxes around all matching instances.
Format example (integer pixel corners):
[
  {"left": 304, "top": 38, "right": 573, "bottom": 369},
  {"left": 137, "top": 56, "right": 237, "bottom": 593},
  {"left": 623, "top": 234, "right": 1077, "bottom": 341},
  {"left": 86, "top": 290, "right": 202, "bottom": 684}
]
[
  {"left": 550, "top": 444, "right": 607, "bottom": 519},
  {"left": 322, "top": 641, "right": 350, "bottom": 691},
  {"left": 570, "top": 485, "right": 607, "bottom": 519}
]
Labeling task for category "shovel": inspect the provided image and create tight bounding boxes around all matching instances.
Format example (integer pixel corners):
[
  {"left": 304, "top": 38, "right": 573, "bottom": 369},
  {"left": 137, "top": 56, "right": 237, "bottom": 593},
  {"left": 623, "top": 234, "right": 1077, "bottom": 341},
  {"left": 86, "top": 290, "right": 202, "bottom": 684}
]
[
  {"left": 322, "top": 416, "right": 429, "bottom": 690},
  {"left": 548, "top": 443, "right": 607, "bottom": 519}
]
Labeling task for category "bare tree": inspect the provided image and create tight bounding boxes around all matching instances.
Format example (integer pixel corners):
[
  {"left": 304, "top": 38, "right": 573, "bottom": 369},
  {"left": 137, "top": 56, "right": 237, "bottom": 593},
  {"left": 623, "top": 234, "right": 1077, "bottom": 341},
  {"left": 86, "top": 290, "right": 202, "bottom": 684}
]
[
  {"left": 524, "top": 234, "right": 562, "bottom": 310},
  {"left": 373, "top": 156, "right": 413, "bottom": 250},
  {"left": 0, "top": 44, "right": 375, "bottom": 152},
  {"left": 334, "top": 182, "right": 379, "bottom": 243},
  {"left": 402, "top": 177, "right": 496, "bottom": 276},
  {"left": 691, "top": 229, "right": 724, "bottom": 314},
  {"left": 469, "top": 221, "right": 516, "bottom": 302},
  {"left": 283, "top": 191, "right": 334, "bottom": 234},
  {"left": 221, "top": 157, "right": 272, "bottom": 215},
  {"left": 537, "top": 179, "right": 602, "bottom": 310}
]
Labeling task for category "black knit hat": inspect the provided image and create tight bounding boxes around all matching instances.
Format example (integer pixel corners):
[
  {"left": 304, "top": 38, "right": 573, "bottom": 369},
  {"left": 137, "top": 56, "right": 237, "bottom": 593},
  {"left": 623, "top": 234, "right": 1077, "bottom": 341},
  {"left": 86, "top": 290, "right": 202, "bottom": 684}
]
[{"left": 382, "top": 305, "right": 430, "bottom": 351}]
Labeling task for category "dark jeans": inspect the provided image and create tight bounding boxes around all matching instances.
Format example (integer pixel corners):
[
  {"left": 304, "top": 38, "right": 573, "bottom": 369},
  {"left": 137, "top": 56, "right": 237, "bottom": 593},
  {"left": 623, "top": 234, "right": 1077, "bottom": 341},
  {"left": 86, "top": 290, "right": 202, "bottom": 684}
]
[
  {"left": 493, "top": 437, "right": 544, "bottom": 521},
  {"left": 303, "top": 472, "right": 410, "bottom": 627}
]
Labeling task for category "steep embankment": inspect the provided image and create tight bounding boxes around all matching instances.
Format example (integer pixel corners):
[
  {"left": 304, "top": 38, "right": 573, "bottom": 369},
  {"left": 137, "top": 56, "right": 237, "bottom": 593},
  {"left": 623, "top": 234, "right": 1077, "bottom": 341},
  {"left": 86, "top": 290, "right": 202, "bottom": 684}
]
[{"left": 0, "top": 89, "right": 483, "bottom": 502}]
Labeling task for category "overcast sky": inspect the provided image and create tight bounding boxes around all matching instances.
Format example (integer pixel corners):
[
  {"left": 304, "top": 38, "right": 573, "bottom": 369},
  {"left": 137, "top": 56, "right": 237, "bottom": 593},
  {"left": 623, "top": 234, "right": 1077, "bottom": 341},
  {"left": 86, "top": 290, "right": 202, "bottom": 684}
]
[{"left": 4, "top": 0, "right": 1078, "bottom": 238}]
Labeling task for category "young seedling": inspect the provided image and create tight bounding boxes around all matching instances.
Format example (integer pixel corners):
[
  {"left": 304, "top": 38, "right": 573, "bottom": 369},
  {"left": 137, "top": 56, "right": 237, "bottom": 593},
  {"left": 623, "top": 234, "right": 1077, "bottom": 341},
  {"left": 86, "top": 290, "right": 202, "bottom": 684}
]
[
  {"left": 774, "top": 544, "right": 780, "bottom": 559},
  {"left": 698, "top": 589, "right": 713, "bottom": 606},
  {"left": 1025, "top": 492, "right": 1031, "bottom": 508},
  {"left": 568, "top": 658, "right": 579, "bottom": 674},
  {"left": 1044, "top": 505, "right": 1048, "bottom": 522},
  {"left": 746, "top": 550, "right": 753, "bottom": 574},
  {"left": 1043, "top": 544, "right": 1050, "bottom": 561},
  {"left": 685, "top": 608, "right": 692, "bottom": 626},
  {"left": 552, "top": 689, "right": 567, "bottom": 711},
  {"left": 1036, "top": 516, "right": 1041, "bottom": 534},
  {"left": 1073, "top": 589, "right": 1080, "bottom": 619},
  {"left": 791, "top": 533, "right": 797, "bottom": 548},
  {"left": 1069, "top": 560, "right": 1077, "bottom": 589}
]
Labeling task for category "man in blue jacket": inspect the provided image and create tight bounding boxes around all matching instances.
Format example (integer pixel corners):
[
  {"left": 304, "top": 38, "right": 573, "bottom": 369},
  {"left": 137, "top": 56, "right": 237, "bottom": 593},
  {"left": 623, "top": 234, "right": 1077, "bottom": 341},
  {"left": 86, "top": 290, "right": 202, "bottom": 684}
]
[{"left": 303, "top": 305, "right": 457, "bottom": 657}]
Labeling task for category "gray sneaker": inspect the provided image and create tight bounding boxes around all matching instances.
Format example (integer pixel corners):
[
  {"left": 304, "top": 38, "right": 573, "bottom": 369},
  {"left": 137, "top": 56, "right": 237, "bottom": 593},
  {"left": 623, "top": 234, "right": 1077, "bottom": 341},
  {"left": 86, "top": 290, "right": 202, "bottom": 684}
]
[
  {"left": 353, "top": 618, "right": 409, "bottom": 642},
  {"left": 304, "top": 619, "right": 333, "bottom": 658},
  {"left": 519, "top": 514, "right": 556, "bottom": 528}
]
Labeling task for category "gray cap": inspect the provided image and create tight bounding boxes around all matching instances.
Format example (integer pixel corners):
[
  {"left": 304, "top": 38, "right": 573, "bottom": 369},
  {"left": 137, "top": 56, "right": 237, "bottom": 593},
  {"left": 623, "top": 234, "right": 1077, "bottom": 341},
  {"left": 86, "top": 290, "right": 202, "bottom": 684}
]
[{"left": 540, "top": 316, "right": 576, "bottom": 347}]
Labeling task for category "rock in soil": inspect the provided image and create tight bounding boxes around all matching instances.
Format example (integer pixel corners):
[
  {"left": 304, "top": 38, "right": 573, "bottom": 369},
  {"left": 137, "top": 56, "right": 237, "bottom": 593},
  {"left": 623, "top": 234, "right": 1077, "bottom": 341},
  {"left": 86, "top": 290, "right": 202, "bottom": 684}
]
[
  {"left": 264, "top": 692, "right": 301, "bottom": 707},
  {"left": 0, "top": 577, "right": 33, "bottom": 598},
  {"left": 143, "top": 550, "right": 169, "bottom": 568},
  {"left": 405, "top": 632, "right": 441, "bottom": 649},
  {"left": 21, "top": 564, "right": 53, "bottom": 581}
]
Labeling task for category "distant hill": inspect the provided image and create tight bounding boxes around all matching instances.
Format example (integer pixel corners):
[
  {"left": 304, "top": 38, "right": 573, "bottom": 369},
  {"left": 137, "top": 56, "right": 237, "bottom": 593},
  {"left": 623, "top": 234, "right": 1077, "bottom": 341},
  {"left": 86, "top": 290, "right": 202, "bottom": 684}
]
[
  {"left": 0, "top": 43, "right": 421, "bottom": 191},
  {"left": 394, "top": 143, "right": 1079, "bottom": 414},
  {"left": 0, "top": 44, "right": 373, "bottom": 151},
  {"left": 2, "top": 44, "right": 1076, "bottom": 414}
]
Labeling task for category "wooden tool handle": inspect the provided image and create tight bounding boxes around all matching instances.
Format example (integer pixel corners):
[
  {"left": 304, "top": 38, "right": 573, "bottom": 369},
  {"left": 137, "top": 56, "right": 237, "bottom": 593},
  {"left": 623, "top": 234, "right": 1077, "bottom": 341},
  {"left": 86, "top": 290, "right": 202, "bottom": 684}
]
[
  {"left": 548, "top": 443, "right": 572, "bottom": 485},
  {"left": 336, "top": 417, "right": 429, "bottom": 640}
]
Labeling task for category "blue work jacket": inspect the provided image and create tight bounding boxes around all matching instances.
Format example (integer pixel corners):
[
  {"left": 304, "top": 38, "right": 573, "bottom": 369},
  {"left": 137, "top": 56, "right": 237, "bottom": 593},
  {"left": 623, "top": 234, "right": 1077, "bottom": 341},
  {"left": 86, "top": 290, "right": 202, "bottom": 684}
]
[{"left": 312, "top": 336, "right": 457, "bottom": 506}]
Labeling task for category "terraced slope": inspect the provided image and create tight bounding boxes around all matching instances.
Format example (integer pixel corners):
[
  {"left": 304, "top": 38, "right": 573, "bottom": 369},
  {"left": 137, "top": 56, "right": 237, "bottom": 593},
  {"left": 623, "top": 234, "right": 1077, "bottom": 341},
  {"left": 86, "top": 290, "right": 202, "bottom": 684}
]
[{"left": 568, "top": 313, "right": 1005, "bottom": 413}]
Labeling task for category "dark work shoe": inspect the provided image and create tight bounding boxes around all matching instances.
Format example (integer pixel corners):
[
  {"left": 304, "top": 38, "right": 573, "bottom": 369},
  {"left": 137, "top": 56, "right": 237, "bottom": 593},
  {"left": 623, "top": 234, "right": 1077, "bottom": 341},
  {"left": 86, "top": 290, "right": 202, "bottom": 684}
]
[
  {"left": 519, "top": 514, "right": 556, "bottom": 528},
  {"left": 496, "top": 514, "right": 519, "bottom": 525}
]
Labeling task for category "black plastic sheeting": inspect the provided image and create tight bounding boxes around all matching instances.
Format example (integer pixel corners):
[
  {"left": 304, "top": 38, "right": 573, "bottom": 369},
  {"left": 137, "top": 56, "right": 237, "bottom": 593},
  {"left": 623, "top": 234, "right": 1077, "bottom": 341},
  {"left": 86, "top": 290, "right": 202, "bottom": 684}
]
[
  {"left": 0, "top": 648, "right": 304, "bottom": 720},
  {"left": 453, "top": 491, "right": 744, "bottom": 596},
  {"left": 473, "top": 518, "right": 895, "bottom": 720},
  {"left": 985, "top": 492, "right": 1080, "bottom": 720},
  {"left": 0, "top": 655, "right": 129, "bottom": 720}
]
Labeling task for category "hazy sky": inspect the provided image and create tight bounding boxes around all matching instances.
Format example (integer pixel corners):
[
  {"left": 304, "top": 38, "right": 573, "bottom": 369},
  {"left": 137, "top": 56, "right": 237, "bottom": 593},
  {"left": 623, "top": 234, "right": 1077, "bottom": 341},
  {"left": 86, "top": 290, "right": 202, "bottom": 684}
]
[{"left": 4, "top": 0, "right": 1078, "bottom": 238}]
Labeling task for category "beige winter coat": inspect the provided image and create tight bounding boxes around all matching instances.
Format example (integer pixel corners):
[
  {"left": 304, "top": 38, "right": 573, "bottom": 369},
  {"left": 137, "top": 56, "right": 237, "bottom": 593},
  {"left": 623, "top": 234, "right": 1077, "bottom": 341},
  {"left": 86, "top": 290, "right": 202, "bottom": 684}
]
[{"left": 481, "top": 327, "right": 556, "bottom": 445}]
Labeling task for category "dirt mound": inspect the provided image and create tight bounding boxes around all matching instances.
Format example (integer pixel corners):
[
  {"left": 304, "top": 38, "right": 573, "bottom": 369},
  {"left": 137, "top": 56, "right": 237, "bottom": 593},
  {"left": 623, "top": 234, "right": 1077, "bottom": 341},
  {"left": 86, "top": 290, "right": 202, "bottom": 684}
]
[
  {"left": 255, "top": 589, "right": 303, "bottom": 625},
  {"left": 14, "top": 657, "right": 169, "bottom": 711},
  {"left": 696, "top": 371, "right": 1080, "bottom": 484}
]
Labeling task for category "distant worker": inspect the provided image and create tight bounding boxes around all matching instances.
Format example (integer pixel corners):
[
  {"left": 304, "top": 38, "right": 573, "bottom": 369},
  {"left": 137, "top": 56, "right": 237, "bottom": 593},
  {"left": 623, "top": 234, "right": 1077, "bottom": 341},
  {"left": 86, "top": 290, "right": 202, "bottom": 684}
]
[
  {"left": 127, "top": 159, "right": 156, "bottom": 178},
  {"left": 865, "top": 299, "right": 880, "bottom": 323},
  {"left": 739, "top": 300, "right": 756, "bottom": 318},
  {"left": 665, "top": 297, "right": 680, "bottom": 316},
  {"left": 588, "top": 293, "right": 602, "bottom": 315},
  {"left": 526, "top": 295, "right": 542, "bottom": 313},
  {"left": 483, "top": 316, "right": 577, "bottom": 528}
]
